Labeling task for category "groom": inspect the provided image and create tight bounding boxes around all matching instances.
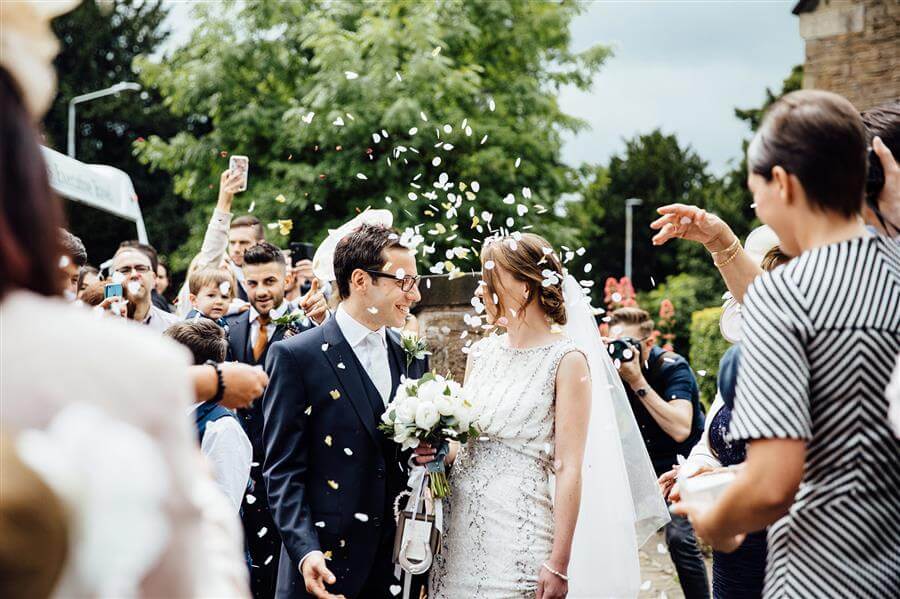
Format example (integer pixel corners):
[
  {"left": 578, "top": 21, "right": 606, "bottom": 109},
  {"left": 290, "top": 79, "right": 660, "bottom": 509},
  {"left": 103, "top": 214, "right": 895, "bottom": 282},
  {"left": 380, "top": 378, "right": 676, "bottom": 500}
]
[{"left": 262, "top": 223, "right": 428, "bottom": 598}]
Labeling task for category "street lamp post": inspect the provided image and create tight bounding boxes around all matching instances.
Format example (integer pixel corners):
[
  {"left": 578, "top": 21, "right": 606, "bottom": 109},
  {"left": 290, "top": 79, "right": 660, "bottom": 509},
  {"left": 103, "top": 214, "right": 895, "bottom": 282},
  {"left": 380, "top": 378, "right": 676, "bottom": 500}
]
[
  {"left": 624, "top": 197, "right": 644, "bottom": 281},
  {"left": 67, "top": 82, "right": 142, "bottom": 158}
]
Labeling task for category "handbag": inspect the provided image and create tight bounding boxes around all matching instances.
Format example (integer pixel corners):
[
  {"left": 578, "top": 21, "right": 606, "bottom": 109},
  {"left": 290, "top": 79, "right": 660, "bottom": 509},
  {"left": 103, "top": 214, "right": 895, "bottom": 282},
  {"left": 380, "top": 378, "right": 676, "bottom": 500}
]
[{"left": 392, "top": 486, "right": 441, "bottom": 575}]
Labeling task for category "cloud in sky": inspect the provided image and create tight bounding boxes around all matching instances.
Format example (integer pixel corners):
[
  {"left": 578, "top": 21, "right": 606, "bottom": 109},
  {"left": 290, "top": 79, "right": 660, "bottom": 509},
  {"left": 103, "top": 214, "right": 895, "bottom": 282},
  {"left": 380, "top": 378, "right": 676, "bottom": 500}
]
[{"left": 561, "top": 1, "right": 804, "bottom": 174}]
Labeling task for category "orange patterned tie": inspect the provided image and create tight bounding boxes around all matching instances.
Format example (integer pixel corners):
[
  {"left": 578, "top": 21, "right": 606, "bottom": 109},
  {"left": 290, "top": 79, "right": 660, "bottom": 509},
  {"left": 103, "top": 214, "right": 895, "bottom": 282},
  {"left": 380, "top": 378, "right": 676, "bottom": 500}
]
[{"left": 252, "top": 316, "right": 270, "bottom": 363}]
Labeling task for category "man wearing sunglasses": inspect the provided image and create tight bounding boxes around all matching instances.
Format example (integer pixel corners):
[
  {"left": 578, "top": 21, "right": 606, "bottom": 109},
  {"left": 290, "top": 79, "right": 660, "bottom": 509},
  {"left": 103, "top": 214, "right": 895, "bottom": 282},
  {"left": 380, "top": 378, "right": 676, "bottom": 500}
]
[{"left": 110, "top": 248, "right": 179, "bottom": 332}]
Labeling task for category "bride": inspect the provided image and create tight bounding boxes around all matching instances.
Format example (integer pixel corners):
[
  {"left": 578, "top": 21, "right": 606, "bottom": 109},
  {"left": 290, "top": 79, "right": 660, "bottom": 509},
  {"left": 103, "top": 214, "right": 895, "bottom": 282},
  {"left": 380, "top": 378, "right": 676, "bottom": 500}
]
[{"left": 420, "top": 233, "right": 668, "bottom": 598}]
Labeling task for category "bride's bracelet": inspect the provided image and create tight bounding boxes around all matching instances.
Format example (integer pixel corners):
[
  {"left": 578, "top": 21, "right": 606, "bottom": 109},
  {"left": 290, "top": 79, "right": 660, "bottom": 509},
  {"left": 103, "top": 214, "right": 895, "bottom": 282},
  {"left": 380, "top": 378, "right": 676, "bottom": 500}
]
[{"left": 541, "top": 563, "right": 569, "bottom": 582}]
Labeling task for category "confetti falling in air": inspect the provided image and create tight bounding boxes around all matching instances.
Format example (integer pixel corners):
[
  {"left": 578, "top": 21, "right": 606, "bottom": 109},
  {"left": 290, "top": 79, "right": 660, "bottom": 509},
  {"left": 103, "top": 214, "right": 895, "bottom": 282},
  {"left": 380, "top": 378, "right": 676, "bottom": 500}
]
[
  {"left": 264, "top": 555, "right": 274, "bottom": 566},
  {"left": 354, "top": 513, "right": 369, "bottom": 522},
  {"left": 368, "top": 307, "right": 379, "bottom": 314},
  {"left": 324, "top": 435, "right": 333, "bottom": 446},
  {"left": 219, "top": 281, "right": 231, "bottom": 295},
  {"left": 343, "top": 447, "right": 353, "bottom": 456},
  {"left": 657, "top": 543, "right": 668, "bottom": 554},
  {"left": 275, "top": 194, "right": 286, "bottom": 203},
  {"left": 679, "top": 216, "right": 692, "bottom": 225},
  {"left": 330, "top": 389, "right": 341, "bottom": 400},
  {"left": 248, "top": 201, "right": 255, "bottom": 213},
  {"left": 337, "top": 362, "right": 346, "bottom": 369},
  {"left": 257, "top": 527, "right": 268, "bottom": 538},
  {"left": 641, "top": 581, "right": 652, "bottom": 591},
  {"left": 127, "top": 281, "right": 142, "bottom": 296},
  {"left": 315, "top": 521, "right": 325, "bottom": 528},
  {"left": 301, "top": 111, "right": 314, "bottom": 124},
  {"left": 514, "top": 157, "right": 521, "bottom": 168},
  {"left": 390, "top": 585, "right": 402, "bottom": 596},
  {"left": 327, "top": 480, "right": 339, "bottom": 490},
  {"left": 59, "top": 255, "right": 70, "bottom": 268},
  {"left": 321, "top": 343, "right": 329, "bottom": 352},
  {"left": 333, "top": 116, "right": 344, "bottom": 126},
  {"left": 488, "top": 97, "right": 496, "bottom": 111},
  {"left": 697, "top": 370, "right": 707, "bottom": 377},
  {"left": 314, "top": 203, "right": 323, "bottom": 211},
  {"left": 345, "top": 71, "right": 359, "bottom": 80},
  {"left": 246, "top": 494, "right": 256, "bottom": 504}
]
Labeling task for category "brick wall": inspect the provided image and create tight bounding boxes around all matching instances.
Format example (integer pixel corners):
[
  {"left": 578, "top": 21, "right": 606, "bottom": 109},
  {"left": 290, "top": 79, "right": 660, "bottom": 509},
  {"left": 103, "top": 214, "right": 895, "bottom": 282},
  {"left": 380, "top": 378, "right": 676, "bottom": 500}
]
[{"left": 799, "top": 0, "right": 899, "bottom": 110}]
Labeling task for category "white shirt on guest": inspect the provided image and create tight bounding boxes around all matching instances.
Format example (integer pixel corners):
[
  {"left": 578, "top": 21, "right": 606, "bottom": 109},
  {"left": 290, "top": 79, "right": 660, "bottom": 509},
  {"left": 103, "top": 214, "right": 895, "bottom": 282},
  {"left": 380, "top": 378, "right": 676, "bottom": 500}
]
[
  {"left": 188, "top": 404, "right": 253, "bottom": 512},
  {"left": 248, "top": 300, "right": 291, "bottom": 348},
  {"left": 335, "top": 303, "right": 391, "bottom": 404},
  {"left": 143, "top": 303, "right": 180, "bottom": 333}
]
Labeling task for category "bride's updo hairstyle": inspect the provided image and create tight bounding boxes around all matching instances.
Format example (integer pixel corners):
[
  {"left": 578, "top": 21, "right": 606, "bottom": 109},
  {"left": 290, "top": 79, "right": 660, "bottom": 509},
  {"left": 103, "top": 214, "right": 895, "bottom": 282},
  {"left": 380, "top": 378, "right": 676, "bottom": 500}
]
[{"left": 480, "top": 233, "right": 567, "bottom": 325}]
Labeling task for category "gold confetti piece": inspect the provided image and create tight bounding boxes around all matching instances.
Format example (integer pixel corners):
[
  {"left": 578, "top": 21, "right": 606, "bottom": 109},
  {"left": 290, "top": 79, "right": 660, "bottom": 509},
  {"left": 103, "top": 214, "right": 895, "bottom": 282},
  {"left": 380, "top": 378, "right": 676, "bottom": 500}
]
[
  {"left": 324, "top": 435, "right": 333, "bottom": 446},
  {"left": 275, "top": 194, "right": 286, "bottom": 203},
  {"left": 278, "top": 219, "right": 293, "bottom": 235},
  {"left": 327, "top": 480, "right": 339, "bottom": 490},
  {"left": 330, "top": 390, "right": 341, "bottom": 400},
  {"left": 324, "top": 550, "right": 333, "bottom": 560}
]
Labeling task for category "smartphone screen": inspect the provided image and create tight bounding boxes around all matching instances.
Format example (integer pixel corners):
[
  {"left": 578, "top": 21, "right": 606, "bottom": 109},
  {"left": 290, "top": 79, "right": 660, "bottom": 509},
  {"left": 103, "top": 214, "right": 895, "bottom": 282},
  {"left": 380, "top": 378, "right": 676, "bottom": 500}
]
[
  {"left": 229, "top": 155, "right": 249, "bottom": 192},
  {"left": 104, "top": 282, "right": 123, "bottom": 299}
]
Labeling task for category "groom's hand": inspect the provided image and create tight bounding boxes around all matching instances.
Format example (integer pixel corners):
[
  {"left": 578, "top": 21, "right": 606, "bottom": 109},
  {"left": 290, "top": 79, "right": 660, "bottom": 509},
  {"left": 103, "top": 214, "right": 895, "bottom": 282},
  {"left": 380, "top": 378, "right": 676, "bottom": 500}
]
[
  {"left": 413, "top": 442, "right": 438, "bottom": 465},
  {"left": 300, "top": 552, "right": 341, "bottom": 598}
]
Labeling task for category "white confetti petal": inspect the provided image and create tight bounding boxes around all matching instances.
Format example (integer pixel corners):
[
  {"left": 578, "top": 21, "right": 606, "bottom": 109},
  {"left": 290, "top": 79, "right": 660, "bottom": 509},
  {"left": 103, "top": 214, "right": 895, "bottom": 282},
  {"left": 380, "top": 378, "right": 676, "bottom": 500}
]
[
  {"left": 502, "top": 193, "right": 515, "bottom": 205},
  {"left": 245, "top": 494, "right": 256, "bottom": 504},
  {"left": 471, "top": 181, "right": 480, "bottom": 192},
  {"left": 344, "top": 71, "right": 359, "bottom": 80},
  {"left": 372, "top": 133, "right": 382, "bottom": 143},
  {"left": 332, "top": 116, "right": 344, "bottom": 126},
  {"left": 59, "top": 255, "right": 70, "bottom": 268},
  {"left": 488, "top": 97, "right": 496, "bottom": 111},
  {"left": 127, "top": 281, "right": 142, "bottom": 296},
  {"left": 344, "top": 447, "right": 353, "bottom": 456},
  {"left": 432, "top": 157, "right": 442, "bottom": 166},
  {"left": 390, "top": 584, "right": 402, "bottom": 596},
  {"left": 515, "top": 157, "right": 521, "bottom": 168},
  {"left": 354, "top": 513, "right": 369, "bottom": 522},
  {"left": 420, "top": 111, "right": 428, "bottom": 122},
  {"left": 356, "top": 173, "right": 368, "bottom": 180},
  {"left": 408, "top": 127, "right": 418, "bottom": 135},
  {"left": 257, "top": 527, "right": 268, "bottom": 538},
  {"left": 248, "top": 200, "right": 256, "bottom": 213}
]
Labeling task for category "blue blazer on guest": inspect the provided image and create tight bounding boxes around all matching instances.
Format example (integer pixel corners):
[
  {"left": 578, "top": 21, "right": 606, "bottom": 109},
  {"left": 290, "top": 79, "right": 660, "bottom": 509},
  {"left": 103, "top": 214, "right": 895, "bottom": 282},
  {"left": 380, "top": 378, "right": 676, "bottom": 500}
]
[{"left": 261, "top": 317, "right": 428, "bottom": 598}]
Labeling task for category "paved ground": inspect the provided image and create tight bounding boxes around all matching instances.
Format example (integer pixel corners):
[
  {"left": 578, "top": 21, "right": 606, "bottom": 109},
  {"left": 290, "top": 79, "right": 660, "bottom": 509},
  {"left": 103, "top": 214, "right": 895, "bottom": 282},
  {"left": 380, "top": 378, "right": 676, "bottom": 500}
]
[{"left": 638, "top": 530, "right": 713, "bottom": 599}]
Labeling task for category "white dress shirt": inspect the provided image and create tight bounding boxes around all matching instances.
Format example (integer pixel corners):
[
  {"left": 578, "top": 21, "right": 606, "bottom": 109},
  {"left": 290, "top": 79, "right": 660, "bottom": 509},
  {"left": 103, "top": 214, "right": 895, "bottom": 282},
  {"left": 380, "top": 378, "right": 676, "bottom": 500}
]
[
  {"left": 248, "top": 300, "right": 291, "bottom": 348},
  {"left": 188, "top": 405, "right": 253, "bottom": 512},
  {"left": 335, "top": 304, "right": 391, "bottom": 404},
  {"left": 143, "top": 303, "right": 180, "bottom": 333}
]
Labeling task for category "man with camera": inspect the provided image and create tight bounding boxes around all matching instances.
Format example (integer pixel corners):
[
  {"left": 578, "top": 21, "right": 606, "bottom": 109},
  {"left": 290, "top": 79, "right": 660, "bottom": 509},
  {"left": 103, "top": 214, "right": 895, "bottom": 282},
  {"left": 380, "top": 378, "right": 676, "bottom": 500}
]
[{"left": 608, "top": 307, "right": 709, "bottom": 599}]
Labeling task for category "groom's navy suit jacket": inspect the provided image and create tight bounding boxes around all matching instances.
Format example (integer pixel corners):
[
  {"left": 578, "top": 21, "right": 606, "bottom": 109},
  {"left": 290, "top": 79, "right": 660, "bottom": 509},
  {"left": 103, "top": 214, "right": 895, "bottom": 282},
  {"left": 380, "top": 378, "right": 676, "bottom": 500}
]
[{"left": 262, "top": 317, "right": 428, "bottom": 598}]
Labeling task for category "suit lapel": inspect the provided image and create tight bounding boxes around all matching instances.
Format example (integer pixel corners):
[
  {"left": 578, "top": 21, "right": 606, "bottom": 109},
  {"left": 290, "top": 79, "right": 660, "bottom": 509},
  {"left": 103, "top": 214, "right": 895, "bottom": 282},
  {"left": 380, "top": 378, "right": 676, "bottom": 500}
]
[
  {"left": 228, "top": 313, "right": 251, "bottom": 364},
  {"left": 322, "top": 319, "right": 381, "bottom": 447},
  {"left": 386, "top": 330, "right": 405, "bottom": 395}
]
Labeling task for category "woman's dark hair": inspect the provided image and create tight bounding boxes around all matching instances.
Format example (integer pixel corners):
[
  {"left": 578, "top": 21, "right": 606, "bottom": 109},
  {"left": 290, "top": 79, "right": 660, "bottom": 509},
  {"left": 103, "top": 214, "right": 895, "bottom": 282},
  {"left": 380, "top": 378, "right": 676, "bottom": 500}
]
[
  {"left": 748, "top": 89, "right": 867, "bottom": 219},
  {"left": 333, "top": 224, "right": 404, "bottom": 299},
  {"left": 243, "top": 240, "right": 286, "bottom": 267},
  {"left": 0, "top": 67, "right": 63, "bottom": 299}
]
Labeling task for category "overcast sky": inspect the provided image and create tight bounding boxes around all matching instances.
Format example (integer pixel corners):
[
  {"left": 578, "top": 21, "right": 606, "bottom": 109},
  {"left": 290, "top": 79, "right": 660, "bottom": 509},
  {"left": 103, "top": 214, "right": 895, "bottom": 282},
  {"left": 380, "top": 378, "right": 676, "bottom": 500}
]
[
  {"left": 162, "top": 1, "right": 804, "bottom": 175},
  {"left": 561, "top": 1, "right": 804, "bottom": 174}
]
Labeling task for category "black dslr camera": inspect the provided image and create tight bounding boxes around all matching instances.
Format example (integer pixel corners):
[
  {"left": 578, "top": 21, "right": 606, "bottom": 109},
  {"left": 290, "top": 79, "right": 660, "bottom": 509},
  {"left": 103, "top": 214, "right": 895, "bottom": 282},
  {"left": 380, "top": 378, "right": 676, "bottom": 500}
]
[{"left": 607, "top": 337, "right": 643, "bottom": 363}]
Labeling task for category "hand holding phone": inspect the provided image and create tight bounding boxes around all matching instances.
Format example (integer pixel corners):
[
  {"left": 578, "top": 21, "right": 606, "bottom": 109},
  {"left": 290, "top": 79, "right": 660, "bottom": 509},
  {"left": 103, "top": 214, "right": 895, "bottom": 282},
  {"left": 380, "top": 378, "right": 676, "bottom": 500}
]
[{"left": 228, "top": 155, "right": 249, "bottom": 192}]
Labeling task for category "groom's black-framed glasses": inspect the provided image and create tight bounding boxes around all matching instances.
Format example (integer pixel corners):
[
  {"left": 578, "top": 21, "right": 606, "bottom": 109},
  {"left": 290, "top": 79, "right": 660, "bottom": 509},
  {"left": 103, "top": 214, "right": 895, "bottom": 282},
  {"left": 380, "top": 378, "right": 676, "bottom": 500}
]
[{"left": 363, "top": 269, "right": 420, "bottom": 292}]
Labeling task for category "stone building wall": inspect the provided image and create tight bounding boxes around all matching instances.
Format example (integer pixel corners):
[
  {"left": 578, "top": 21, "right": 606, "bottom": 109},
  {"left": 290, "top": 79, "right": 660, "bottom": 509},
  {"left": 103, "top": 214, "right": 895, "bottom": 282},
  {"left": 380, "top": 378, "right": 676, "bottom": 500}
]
[
  {"left": 795, "top": 0, "right": 899, "bottom": 110},
  {"left": 414, "top": 273, "right": 483, "bottom": 381}
]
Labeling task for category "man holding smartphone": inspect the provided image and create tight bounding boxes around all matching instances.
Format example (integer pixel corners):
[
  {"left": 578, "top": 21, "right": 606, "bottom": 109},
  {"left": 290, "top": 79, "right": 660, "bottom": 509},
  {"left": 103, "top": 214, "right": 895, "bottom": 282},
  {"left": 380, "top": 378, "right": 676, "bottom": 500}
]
[{"left": 109, "top": 248, "right": 178, "bottom": 332}]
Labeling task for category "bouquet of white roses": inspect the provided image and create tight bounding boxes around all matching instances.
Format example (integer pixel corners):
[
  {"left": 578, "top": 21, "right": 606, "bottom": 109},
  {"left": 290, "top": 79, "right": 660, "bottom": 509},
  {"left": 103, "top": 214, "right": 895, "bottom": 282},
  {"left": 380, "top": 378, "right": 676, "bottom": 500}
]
[{"left": 379, "top": 372, "right": 478, "bottom": 498}]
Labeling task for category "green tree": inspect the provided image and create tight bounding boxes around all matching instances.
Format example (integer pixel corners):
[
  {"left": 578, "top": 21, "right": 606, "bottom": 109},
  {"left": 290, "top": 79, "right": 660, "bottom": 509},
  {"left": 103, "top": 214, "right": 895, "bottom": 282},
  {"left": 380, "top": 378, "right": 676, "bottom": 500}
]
[
  {"left": 42, "top": 0, "right": 189, "bottom": 266},
  {"left": 134, "top": 0, "right": 610, "bottom": 272},
  {"left": 689, "top": 306, "right": 732, "bottom": 409},
  {"left": 569, "top": 130, "right": 712, "bottom": 295}
]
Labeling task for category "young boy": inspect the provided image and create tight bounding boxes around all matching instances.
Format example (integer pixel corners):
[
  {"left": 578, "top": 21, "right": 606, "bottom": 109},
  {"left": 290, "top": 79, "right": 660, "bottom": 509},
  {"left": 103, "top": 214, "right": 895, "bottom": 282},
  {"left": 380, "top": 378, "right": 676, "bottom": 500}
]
[
  {"left": 186, "top": 267, "right": 235, "bottom": 326},
  {"left": 164, "top": 320, "right": 252, "bottom": 512}
]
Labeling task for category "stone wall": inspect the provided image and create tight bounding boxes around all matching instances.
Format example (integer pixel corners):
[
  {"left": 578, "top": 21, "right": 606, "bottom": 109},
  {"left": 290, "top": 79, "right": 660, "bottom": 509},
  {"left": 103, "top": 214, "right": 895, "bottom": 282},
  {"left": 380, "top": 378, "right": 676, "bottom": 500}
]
[
  {"left": 414, "top": 273, "right": 483, "bottom": 381},
  {"left": 797, "top": 0, "right": 900, "bottom": 110}
]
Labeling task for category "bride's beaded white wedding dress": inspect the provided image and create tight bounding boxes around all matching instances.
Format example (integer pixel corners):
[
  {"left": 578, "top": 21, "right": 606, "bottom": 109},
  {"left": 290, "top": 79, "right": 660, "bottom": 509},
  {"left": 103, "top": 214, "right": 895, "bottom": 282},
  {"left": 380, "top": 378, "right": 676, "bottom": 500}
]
[{"left": 429, "top": 333, "right": 580, "bottom": 598}]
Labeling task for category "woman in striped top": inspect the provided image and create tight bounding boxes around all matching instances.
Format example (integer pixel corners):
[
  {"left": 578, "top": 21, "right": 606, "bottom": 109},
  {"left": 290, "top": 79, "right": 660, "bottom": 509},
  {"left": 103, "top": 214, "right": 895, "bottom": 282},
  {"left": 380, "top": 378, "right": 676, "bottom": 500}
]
[{"left": 673, "top": 89, "right": 900, "bottom": 598}]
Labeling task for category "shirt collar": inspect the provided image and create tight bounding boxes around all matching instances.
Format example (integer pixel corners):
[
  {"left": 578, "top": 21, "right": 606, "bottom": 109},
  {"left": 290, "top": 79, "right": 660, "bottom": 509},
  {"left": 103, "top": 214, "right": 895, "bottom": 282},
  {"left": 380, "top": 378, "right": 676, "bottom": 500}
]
[
  {"left": 335, "top": 303, "right": 386, "bottom": 348},
  {"left": 249, "top": 300, "right": 290, "bottom": 325}
]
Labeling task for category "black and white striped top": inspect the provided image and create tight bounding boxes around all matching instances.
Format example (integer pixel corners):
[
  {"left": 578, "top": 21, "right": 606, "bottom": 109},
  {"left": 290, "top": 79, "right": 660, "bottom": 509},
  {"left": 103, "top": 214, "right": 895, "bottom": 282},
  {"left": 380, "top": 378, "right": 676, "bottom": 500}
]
[{"left": 731, "top": 235, "right": 900, "bottom": 598}]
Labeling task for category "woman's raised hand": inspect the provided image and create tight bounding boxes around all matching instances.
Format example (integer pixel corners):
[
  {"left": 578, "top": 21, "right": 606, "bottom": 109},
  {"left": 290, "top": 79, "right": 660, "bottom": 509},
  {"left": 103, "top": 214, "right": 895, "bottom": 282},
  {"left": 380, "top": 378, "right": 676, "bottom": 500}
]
[{"left": 650, "top": 204, "right": 736, "bottom": 252}]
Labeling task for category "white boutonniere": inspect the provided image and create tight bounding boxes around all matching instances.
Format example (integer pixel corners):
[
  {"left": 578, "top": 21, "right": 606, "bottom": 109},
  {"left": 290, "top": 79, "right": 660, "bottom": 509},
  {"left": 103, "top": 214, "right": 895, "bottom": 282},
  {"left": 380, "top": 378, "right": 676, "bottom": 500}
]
[{"left": 399, "top": 331, "right": 430, "bottom": 373}]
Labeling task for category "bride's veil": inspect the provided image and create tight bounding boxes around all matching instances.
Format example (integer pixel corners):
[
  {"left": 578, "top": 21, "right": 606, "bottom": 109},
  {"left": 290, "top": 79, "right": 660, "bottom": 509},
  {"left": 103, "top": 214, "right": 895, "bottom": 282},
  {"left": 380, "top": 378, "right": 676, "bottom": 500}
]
[{"left": 560, "top": 275, "right": 670, "bottom": 598}]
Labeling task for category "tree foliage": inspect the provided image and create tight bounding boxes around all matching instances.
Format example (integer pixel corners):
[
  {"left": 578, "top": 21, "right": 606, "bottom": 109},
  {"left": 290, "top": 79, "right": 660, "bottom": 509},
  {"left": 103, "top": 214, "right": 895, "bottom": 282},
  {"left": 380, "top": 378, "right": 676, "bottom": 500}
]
[
  {"left": 43, "top": 0, "right": 188, "bottom": 265},
  {"left": 134, "top": 0, "right": 610, "bottom": 272}
]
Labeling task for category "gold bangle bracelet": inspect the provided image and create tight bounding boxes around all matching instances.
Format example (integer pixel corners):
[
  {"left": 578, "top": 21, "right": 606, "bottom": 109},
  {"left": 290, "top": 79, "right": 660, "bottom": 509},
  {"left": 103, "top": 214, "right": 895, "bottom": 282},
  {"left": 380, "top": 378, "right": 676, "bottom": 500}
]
[{"left": 715, "top": 244, "right": 742, "bottom": 268}]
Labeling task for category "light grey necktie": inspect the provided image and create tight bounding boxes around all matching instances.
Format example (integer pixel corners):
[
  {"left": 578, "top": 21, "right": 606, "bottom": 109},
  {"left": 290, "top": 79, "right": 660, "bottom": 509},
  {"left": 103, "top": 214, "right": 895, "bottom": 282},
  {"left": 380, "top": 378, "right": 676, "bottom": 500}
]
[{"left": 366, "top": 331, "right": 391, "bottom": 405}]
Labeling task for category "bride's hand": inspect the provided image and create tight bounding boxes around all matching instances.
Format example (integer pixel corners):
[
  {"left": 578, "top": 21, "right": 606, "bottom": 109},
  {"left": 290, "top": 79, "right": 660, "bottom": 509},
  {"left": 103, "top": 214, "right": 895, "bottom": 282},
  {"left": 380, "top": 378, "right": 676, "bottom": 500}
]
[{"left": 536, "top": 563, "right": 568, "bottom": 599}]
